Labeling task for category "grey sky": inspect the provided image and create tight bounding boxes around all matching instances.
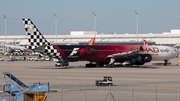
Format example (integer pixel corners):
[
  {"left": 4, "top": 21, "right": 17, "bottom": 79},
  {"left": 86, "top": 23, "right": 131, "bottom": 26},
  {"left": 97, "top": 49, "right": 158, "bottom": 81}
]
[{"left": 0, "top": 0, "right": 180, "bottom": 36}]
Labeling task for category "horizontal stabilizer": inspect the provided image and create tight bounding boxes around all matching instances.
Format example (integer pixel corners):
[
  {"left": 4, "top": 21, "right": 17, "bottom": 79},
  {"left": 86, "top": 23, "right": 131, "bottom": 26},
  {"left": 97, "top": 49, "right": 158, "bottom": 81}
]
[{"left": 25, "top": 44, "right": 47, "bottom": 52}]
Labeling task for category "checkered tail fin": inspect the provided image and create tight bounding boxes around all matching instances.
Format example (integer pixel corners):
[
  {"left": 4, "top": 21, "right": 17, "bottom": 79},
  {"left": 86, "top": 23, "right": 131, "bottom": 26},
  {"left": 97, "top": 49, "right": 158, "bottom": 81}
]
[
  {"left": 22, "top": 18, "right": 63, "bottom": 60},
  {"left": 22, "top": 18, "right": 50, "bottom": 50}
]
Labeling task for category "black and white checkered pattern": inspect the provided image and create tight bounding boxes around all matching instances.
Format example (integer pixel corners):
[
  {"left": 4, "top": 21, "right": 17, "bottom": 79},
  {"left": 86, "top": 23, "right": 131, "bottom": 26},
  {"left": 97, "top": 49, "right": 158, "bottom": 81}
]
[
  {"left": 43, "top": 45, "right": 62, "bottom": 59},
  {"left": 22, "top": 18, "right": 62, "bottom": 59}
]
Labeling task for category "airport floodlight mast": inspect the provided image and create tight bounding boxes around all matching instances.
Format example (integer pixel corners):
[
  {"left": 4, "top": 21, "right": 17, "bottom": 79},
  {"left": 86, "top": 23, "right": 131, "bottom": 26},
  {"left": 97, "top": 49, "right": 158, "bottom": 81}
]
[
  {"left": 134, "top": 10, "right": 138, "bottom": 42},
  {"left": 3, "top": 15, "right": 7, "bottom": 53},
  {"left": 53, "top": 13, "right": 57, "bottom": 42},
  {"left": 92, "top": 12, "right": 96, "bottom": 38}
]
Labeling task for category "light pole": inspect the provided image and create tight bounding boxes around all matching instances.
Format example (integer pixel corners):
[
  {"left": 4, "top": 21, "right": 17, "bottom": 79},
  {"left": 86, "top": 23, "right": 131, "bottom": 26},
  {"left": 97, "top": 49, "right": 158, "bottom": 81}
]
[
  {"left": 53, "top": 13, "right": 57, "bottom": 42},
  {"left": 92, "top": 12, "right": 96, "bottom": 38},
  {"left": 134, "top": 10, "right": 138, "bottom": 41},
  {"left": 3, "top": 15, "right": 7, "bottom": 53}
]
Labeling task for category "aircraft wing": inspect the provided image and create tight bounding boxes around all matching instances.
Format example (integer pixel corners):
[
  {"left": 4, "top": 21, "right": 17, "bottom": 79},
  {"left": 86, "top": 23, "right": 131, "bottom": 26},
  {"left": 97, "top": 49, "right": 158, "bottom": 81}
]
[
  {"left": 5, "top": 45, "right": 25, "bottom": 50},
  {"left": 106, "top": 46, "right": 144, "bottom": 59}
]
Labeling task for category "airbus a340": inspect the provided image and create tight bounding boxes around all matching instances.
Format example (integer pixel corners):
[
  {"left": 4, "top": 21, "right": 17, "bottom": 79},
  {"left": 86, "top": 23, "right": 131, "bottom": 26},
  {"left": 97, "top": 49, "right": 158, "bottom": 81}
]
[{"left": 22, "top": 18, "right": 178, "bottom": 67}]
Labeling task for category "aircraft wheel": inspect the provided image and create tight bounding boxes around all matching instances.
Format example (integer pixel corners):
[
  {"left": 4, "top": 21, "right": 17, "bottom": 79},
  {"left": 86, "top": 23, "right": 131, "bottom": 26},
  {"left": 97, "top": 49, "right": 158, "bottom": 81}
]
[
  {"left": 96, "top": 64, "right": 100, "bottom": 67},
  {"left": 107, "top": 64, "right": 111, "bottom": 68},
  {"left": 86, "top": 64, "right": 91, "bottom": 67},
  {"left": 111, "top": 64, "right": 116, "bottom": 68},
  {"left": 164, "top": 60, "right": 168, "bottom": 66}
]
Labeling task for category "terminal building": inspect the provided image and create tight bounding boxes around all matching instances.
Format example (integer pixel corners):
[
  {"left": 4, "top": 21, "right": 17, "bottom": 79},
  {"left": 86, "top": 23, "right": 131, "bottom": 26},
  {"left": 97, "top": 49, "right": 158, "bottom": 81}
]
[{"left": 0, "top": 29, "right": 180, "bottom": 53}]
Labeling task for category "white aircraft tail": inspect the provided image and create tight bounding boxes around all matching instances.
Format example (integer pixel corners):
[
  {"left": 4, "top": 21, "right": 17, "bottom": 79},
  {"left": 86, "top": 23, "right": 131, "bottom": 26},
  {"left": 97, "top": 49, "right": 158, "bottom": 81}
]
[{"left": 143, "top": 40, "right": 148, "bottom": 45}]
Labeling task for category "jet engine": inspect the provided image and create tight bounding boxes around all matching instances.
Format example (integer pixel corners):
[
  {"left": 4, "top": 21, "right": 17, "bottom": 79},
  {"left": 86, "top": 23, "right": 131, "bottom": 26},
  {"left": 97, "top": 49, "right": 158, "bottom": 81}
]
[
  {"left": 133, "top": 54, "right": 152, "bottom": 65},
  {"left": 141, "top": 54, "right": 152, "bottom": 62},
  {"left": 136, "top": 55, "right": 142, "bottom": 61}
]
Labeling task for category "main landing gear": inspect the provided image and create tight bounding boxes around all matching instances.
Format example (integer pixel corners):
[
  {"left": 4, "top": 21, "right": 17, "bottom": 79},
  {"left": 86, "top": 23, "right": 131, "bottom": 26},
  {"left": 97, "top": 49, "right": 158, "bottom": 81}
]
[
  {"left": 164, "top": 60, "right": 171, "bottom": 66},
  {"left": 85, "top": 63, "right": 116, "bottom": 68},
  {"left": 85, "top": 62, "right": 115, "bottom": 68}
]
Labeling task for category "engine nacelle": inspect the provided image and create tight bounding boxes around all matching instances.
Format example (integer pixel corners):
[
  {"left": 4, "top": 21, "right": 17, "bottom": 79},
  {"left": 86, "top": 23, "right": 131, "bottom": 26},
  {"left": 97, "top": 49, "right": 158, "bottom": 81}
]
[
  {"left": 141, "top": 54, "right": 152, "bottom": 62},
  {"left": 133, "top": 54, "right": 152, "bottom": 65},
  {"left": 136, "top": 55, "right": 142, "bottom": 61},
  {"left": 131, "top": 58, "right": 136, "bottom": 63}
]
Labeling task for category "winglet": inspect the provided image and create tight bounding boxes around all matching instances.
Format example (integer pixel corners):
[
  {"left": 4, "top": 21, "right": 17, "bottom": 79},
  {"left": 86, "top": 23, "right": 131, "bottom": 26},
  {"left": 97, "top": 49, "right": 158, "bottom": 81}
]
[
  {"left": 88, "top": 37, "right": 95, "bottom": 45},
  {"left": 140, "top": 46, "right": 144, "bottom": 51}
]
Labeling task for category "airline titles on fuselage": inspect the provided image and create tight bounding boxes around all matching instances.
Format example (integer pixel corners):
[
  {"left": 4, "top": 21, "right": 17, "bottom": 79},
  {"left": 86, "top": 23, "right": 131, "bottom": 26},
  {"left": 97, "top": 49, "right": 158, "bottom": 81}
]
[
  {"left": 66, "top": 47, "right": 171, "bottom": 59},
  {"left": 130, "top": 47, "right": 170, "bottom": 53}
]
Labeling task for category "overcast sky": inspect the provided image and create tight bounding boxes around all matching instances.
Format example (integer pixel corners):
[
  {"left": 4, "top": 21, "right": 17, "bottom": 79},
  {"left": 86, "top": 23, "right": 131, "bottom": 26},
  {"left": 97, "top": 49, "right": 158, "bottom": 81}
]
[{"left": 0, "top": 0, "right": 180, "bottom": 36}]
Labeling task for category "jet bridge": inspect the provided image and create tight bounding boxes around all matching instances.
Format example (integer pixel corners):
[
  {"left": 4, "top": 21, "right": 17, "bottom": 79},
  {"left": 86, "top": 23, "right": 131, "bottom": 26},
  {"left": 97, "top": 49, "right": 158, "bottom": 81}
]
[{"left": 0, "top": 72, "right": 49, "bottom": 101}]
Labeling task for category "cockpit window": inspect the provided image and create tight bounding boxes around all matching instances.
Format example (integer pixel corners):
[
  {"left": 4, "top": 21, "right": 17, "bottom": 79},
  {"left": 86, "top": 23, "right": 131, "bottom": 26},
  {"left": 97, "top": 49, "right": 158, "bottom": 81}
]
[{"left": 175, "top": 46, "right": 179, "bottom": 49}]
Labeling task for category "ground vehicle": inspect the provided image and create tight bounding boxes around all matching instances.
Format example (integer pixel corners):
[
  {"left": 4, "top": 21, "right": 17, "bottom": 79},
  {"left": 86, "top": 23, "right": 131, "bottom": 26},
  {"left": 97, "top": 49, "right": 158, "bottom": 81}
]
[
  {"left": 7, "top": 58, "right": 21, "bottom": 61},
  {"left": 55, "top": 60, "right": 69, "bottom": 67},
  {"left": 96, "top": 76, "right": 113, "bottom": 86},
  {"left": 27, "top": 57, "right": 34, "bottom": 61},
  {"left": 112, "top": 61, "right": 131, "bottom": 67},
  {"left": 122, "top": 61, "right": 131, "bottom": 66},
  {"left": 35, "top": 57, "right": 44, "bottom": 61},
  {"left": 0, "top": 57, "right": 4, "bottom": 61}
]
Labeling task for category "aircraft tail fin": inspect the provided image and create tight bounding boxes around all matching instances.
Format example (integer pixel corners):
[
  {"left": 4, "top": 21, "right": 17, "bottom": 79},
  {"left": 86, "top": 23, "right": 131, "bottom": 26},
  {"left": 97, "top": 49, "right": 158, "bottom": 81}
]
[
  {"left": 143, "top": 40, "right": 148, "bottom": 45},
  {"left": 88, "top": 37, "right": 95, "bottom": 45},
  {"left": 22, "top": 18, "right": 64, "bottom": 60},
  {"left": 22, "top": 18, "right": 50, "bottom": 50}
]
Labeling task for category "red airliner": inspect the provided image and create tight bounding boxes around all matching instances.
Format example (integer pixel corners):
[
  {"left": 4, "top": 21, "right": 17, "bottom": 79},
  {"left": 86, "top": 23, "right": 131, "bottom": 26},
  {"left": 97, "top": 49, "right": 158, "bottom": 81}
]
[{"left": 22, "top": 19, "right": 178, "bottom": 67}]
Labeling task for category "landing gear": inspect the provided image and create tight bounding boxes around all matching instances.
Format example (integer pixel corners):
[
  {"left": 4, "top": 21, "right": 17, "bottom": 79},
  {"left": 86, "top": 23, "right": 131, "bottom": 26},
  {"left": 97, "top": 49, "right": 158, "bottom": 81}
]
[
  {"left": 85, "top": 58, "right": 117, "bottom": 68},
  {"left": 106, "top": 58, "right": 116, "bottom": 68},
  {"left": 85, "top": 62, "right": 104, "bottom": 67},
  {"left": 85, "top": 62, "right": 114, "bottom": 68},
  {"left": 85, "top": 63, "right": 96, "bottom": 67},
  {"left": 164, "top": 60, "right": 168, "bottom": 66},
  {"left": 96, "top": 62, "right": 105, "bottom": 67},
  {"left": 106, "top": 64, "right": 116, "bottom": 68}
]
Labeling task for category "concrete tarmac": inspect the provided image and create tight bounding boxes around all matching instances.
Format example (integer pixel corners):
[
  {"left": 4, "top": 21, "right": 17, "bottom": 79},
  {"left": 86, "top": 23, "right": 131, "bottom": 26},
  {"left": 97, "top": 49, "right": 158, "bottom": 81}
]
[{"left": 0, "top": 55, "right": 180, "bottom": 101}]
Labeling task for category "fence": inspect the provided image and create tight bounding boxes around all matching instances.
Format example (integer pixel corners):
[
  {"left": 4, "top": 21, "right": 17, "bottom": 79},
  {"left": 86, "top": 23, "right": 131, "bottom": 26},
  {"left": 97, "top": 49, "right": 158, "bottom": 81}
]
[
  {"left": 48, "top": 85, "right": 180, "bottom": 101},
  {"left": 1, "top": 85, "right": 180, "bottom": 101}
]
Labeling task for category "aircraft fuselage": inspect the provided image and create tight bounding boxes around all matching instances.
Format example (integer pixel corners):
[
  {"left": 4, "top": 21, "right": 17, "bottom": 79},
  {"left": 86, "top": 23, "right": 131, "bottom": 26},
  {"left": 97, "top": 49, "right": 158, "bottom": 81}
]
[{"left": 54, "top": 45, "right": 178, "bottom": 62}]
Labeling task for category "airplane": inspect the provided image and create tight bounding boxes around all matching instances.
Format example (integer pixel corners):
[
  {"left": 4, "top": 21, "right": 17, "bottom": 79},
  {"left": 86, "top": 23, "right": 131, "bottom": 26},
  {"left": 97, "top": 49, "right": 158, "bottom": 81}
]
[
  {"left": 22, "top": 18, "right": 178, "bottom": 67},
  {"left": 53, "top": 37, "right": 95, "bottom": 45},
  {"left": 142, "top": 39, "right": 179, "bottom": 65},
  {"left": 5, "top": 45, "right": 28, "bottom": 51},
  {"left": 88, "top": 37, "right": 95, "bottom": 45},
  {"left": 143, "top": 39, "right": 148, "bottom": 45},
  {"left": 5, "top": 37, "right": 95, "bottom": 55}
]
